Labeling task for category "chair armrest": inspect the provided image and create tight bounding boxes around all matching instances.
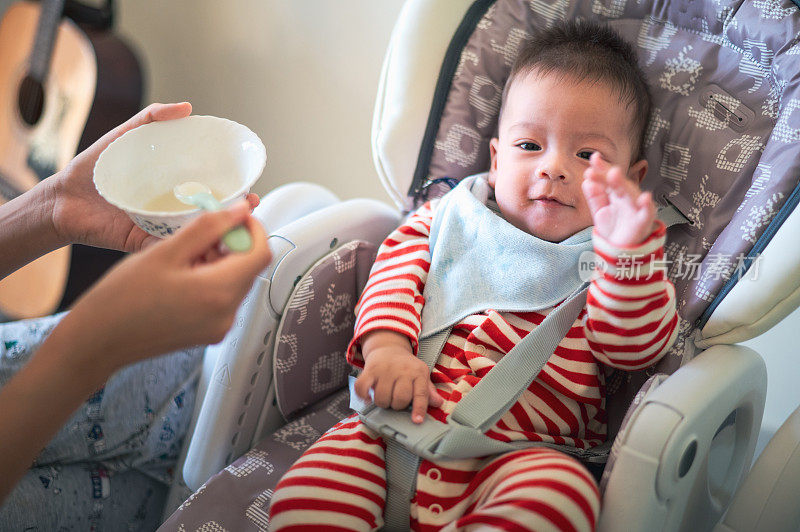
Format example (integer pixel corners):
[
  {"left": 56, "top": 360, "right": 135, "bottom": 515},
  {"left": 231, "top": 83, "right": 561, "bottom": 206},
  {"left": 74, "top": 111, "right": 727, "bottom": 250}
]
[
  {"left": 600, "top": 344, "right": 767, "bottom": 532},
  {"left": 262, "top": 198, "right": 400, "bottom": 315},
  {"left": 253, "top": 182, "right": 340, "bottom": 232},
  {"left": 188, "top": 182, "right": 340, "bottom": 437},
  {"left": 713, "top": 404, "right": 800, "bottom": 532}
]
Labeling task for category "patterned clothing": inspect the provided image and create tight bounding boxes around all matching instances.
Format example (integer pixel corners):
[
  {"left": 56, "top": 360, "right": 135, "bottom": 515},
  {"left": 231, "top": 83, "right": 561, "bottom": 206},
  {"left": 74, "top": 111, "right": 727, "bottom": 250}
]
[
  {"left": 269, "top": 199, "right": 678, "bottom": 531},
  {"left": 0, "top": 312, "right": 202, "bottom": 531}
]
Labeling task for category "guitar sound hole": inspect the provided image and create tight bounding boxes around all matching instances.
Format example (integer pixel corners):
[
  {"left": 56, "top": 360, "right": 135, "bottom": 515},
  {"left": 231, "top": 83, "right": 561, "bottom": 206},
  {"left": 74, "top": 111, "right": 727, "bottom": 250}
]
[{"left": 18, "top": 75, "right": 45, "bottom": 126}]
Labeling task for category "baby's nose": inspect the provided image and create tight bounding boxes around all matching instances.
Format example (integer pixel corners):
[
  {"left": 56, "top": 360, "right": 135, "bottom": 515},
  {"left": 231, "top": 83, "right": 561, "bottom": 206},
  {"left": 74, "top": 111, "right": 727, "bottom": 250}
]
[
  {"left": 537, "top": 164, "right": 567, "bottom": 181},
  {"left": 536, "top": 151, "right": 568, "bottom": 180}
]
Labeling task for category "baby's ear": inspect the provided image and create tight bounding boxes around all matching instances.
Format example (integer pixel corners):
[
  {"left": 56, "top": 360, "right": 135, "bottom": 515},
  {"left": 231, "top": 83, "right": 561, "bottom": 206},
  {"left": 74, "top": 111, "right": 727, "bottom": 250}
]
[
  {"left": 629, "top": 159, "right": 648, "bottom": 184},
  {"left": 488, "top": 138, "right": 499, "bottom": 187}
]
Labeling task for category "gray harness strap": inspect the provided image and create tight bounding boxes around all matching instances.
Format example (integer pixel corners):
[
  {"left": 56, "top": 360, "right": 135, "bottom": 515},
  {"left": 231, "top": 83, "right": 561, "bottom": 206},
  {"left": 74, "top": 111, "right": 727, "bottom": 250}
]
[
  {"left": 348, "top": 204, "right": 690, "bottom": 530},
  {"left": 352, "top": 284, "right": 589, "bottom": 530},
  {"left": 382, "top": 330, "right": 449, "bottom": 530}
]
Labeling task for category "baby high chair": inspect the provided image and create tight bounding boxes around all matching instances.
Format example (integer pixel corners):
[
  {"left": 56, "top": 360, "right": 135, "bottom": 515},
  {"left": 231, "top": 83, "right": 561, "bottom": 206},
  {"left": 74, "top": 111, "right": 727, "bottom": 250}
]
[{"left": 162, "top": 0, "right": 800, "bottom": 530}]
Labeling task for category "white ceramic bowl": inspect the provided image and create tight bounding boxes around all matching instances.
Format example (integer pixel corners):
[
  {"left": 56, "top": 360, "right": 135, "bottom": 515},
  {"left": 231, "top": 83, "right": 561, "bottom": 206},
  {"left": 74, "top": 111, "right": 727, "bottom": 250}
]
[{"left": 93, "top": 115, "right": 266, "bottom": 237}]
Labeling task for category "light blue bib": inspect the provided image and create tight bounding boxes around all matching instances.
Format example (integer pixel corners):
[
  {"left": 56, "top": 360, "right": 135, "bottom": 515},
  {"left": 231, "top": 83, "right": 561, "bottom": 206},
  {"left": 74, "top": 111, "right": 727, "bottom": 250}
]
[{"left": 420, "top": 174, "right": 594, "bottom": 339}]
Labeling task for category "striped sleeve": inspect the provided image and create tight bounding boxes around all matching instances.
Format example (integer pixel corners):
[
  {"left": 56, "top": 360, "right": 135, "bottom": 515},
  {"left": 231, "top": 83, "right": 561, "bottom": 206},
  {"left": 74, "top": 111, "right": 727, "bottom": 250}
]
[
  {"left": 345, "top": 201, "right": 436, "bottom": 368},
  {"left": 583, "top": 220, "right": 679, "bottom": 371}
]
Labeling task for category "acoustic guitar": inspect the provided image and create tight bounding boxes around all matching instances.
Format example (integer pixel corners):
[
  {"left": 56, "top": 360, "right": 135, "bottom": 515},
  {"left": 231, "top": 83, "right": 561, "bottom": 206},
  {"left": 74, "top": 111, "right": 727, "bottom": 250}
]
[{"left": 0, "top": 0, "right": 142, "bottom": 319}]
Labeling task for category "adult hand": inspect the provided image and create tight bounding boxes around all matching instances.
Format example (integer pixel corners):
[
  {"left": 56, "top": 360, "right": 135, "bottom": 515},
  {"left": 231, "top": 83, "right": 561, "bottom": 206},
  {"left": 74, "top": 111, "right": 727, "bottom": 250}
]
[
  {"left": 56, "top": 201, "right": 272, "bottom": 376},
  {"left": 48, "top": 102, "right": 259, "bottom": 253},
  {"left": 354, "top": 330, "right": 443, "bottom": 424},
  {"left": 581, "top": 152, "right": 657, "bottom": 247}
]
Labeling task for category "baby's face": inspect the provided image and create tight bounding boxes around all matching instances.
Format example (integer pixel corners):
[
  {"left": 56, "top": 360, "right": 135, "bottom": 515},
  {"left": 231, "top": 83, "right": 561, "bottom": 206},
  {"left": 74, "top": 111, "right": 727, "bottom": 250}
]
[{"left": 489, "top": 71, "right": 645, "bottom": 242}]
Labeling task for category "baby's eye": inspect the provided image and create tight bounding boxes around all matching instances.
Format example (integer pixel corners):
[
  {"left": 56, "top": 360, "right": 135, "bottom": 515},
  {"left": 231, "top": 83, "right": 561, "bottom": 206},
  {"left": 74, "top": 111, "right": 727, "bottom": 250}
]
[
  {"left": 517, "top": 142, "right": 541, "bottom": 151},
  {"left": 577, "top": 151, "right": 594, "bottom": 160}
]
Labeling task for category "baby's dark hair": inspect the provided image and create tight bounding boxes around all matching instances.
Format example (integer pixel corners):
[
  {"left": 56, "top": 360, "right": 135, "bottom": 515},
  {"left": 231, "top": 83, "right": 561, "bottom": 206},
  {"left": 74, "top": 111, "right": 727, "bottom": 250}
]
[{"left": 501, "top": 20, "right": 652, "bottom": 161}]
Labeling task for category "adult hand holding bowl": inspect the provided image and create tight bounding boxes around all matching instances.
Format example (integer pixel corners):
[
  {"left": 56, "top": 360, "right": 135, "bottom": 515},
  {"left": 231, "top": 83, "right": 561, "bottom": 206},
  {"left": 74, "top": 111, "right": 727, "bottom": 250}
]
[{"left": 92, "top": 115, "right": 266, "bottom": 241}]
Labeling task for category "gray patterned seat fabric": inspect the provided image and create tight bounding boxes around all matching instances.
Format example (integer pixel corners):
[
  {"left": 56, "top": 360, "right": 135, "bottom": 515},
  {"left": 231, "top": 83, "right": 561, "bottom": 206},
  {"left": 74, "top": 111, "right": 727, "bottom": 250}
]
[
  {"left": 161, "top": 1, "right": 800, "bottom": 529},
  {"left": 273, "top": 240, "right": 376, "bottom": 420},
  {"left": 164, "top": 389, "right": 351, "bottom": 531}
]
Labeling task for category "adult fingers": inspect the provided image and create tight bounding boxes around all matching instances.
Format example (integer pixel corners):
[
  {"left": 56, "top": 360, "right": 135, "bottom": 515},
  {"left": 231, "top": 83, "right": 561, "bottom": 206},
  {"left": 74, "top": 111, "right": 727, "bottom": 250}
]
[
  {"left": 410, "top": 376, "right": 431, "bottom": 424},
  {"left": 202, "top": 214, "right": 272, "bottom": 284},
  {"left": 159, "top": 202, "right": 252, "bottom": 263},
  {"left": 197, "top": 243, "right": 225, "bottom": 264},
  {"left": 246, "top": 193, "right": 260, "bottom": 211},
  {"left": 124, "top": 226, "right": 161, "bottom": 252}
]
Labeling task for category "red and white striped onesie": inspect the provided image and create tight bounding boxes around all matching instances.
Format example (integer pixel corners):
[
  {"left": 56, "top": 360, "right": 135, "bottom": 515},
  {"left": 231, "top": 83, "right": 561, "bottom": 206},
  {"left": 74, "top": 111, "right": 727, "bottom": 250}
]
[{"left": 269, "top": 200, "right": 678, "bottom": 531}]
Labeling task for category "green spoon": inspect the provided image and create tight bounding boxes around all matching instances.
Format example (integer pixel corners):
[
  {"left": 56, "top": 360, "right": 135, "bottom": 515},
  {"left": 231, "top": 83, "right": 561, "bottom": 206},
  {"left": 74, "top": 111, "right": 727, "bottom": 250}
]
[{"left": 173, "top": 181, "right": 252, "bottom": 252}]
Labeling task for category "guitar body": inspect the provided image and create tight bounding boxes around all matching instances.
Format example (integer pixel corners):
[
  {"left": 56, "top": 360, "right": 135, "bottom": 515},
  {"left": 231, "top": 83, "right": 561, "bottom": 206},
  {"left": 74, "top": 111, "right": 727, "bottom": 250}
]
[
  {"left": 0, "top": 1, "right": 95, "bottom": 319},
  {"left": 0, "top": 0, "right": 142, "bottom": 319}
]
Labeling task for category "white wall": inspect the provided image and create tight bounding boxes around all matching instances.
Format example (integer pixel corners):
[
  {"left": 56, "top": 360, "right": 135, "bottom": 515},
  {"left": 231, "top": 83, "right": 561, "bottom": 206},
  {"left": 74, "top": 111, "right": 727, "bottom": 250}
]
[
  {"left": 116, "top": 0, "right": 405, "bottom": 202},
  {"left": 0, "top": 0, "right": 405, "bottom": 200}
]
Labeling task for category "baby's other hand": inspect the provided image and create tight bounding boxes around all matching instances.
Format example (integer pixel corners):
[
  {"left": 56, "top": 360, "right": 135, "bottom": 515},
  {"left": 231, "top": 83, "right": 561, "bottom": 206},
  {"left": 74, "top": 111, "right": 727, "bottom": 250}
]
[
  {"left": 582, "top": 153, "right": 657, "bottom": 247},
  {"left": 354, "top": 331, "right": 443, "bottom": 424}
]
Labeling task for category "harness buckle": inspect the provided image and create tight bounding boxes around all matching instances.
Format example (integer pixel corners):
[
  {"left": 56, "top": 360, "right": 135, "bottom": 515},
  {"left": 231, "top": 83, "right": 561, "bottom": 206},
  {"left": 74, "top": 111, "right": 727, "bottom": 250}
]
[{"left": 359, "top": 406, "right": 451, "bottom": 461}]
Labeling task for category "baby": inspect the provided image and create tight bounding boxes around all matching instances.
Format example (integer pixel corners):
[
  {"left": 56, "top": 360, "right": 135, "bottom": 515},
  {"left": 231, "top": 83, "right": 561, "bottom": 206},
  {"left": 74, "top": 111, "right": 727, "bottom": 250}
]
[{"left": 269, "top": 20, "right": 678, "bottom": 532}]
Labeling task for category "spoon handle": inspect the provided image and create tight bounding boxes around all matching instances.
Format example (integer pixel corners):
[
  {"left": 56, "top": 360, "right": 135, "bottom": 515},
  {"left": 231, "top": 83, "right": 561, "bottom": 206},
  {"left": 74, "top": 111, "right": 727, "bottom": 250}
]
[
  {"left": 193, "top": 193, "right": 252, "bottom": 252},
  {"left": 222, "top": 225, "right": 253, "bottom": 252},
  {"left": 192, "top": 194, "right": 222, "bottom": 211}
]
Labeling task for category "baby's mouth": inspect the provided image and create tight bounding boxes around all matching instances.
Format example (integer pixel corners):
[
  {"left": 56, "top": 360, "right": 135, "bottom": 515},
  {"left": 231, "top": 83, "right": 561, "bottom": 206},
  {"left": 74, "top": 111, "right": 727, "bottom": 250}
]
[{"left": 533, "top": 196, "right": 570, "bottom": 207}]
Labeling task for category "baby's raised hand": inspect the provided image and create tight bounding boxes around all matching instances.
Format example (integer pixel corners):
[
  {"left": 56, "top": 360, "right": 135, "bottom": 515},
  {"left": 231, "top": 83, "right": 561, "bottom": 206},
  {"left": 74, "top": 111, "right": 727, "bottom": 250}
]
[
  {"left": 354, "top": 330, "right": 443, "bottom": 424},
  {"left": 581, "top": 153, "right": 657, "bottom": 247}
]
